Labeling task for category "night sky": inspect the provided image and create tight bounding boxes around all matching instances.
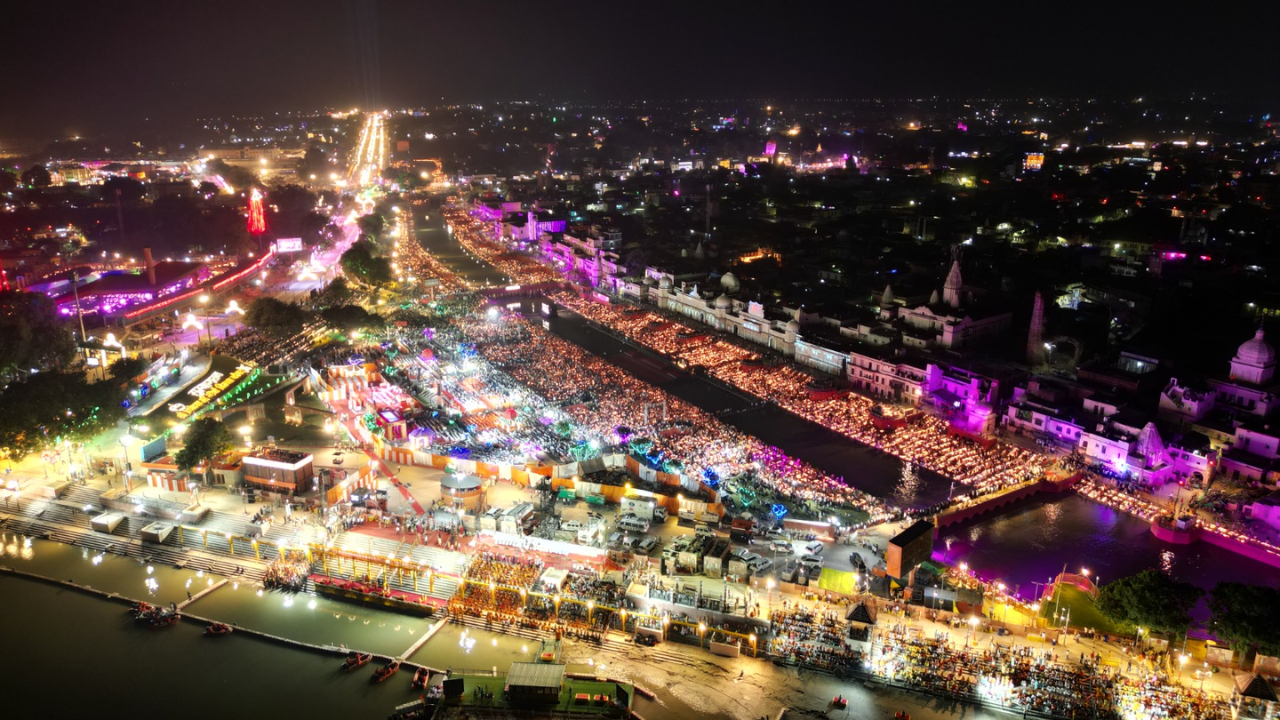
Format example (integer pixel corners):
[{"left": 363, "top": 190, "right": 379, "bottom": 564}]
[{"left": 2, "top": 0, "right": 1278, "bottom": 138}]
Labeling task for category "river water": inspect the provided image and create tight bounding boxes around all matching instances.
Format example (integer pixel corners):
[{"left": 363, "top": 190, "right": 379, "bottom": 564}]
[
  {"left": 1, "top": 531, "right": 1001, "bottom": 720},
  {"left": 935, "top": 493, "right": 1280, "bottom": 608}
]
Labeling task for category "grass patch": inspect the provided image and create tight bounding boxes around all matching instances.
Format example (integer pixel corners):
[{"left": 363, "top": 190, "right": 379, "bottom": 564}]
[{"left": 1039, "top": 584, "right": 1127, "bottom": 635}]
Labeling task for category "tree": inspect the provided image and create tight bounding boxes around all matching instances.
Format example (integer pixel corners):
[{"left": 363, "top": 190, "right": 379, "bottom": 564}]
[
  {"left": 108, "top": 356, "right": 148, "bottom": 383},
  {"left": 321, "top": 304, "right": 384, "bottom": 333},
  {"left": 205, "top": 159, "right": 255, "bottom": 192},
  {"left": 174, "top": 417, "right": 234, "bottom": 479},
  {"left": 340, "top": 240, "right": 392, "bottom": 287},
  {"left": 357, "top": 212, "right": 385, "bottom": 239},
  {"left": 1096, "top": 570, "right": 1202, "bottom": 638},
  {"left": 99, "top": 176, "right": 146, "bottom": 204},
  {"left": 0, "top": 291, "right": 77, "bottom": 380},
  {"left": 622, "top": 248, "right": 650, "bottom": 277},
  {"left": 297, "top": 143, "right": 330, "bottom": 181},
  {"left": 244, "top": 297, "right": 307, "bottom": 339},
  {"left": 0, "top": 372, "right": 127, "bottom": 459},
  {"left": 0, "top": 170, "right": 17, "bottom": 194},
  {"left": 1208, "top": 582, "right": 1280, "bottom": 657},
  {"left": 316, "top": 277, "right": 353, "bottom": 307},
  {"left": 20, "top": 164, "right": 51, "bottom": 188}
]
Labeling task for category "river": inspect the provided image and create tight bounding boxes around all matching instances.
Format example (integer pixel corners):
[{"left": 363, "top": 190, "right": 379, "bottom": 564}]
[
  {"left": 935, "top": 493, "right": 1280, "bottom": 610},
  {"left": 0, "top": 531, "right": 1002, "bottom": 720}
]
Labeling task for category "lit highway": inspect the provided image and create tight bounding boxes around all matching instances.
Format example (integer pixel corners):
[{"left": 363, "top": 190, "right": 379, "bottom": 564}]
[{"left": 346, "top": 112, "right": 386, "bottom": 187}]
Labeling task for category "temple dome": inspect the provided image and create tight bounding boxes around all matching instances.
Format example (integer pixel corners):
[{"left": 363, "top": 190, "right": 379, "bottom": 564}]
[
  {"left": 785, "top": 319, "right": 801, "bottom": 333},
  {"left": 714, "top": 294, "right": 732, "bottom": 309},
  {"left": 720, "top": 272, "right": 741, "bottom": 292},
  {"left": 1236, "top": 329, "right": 1276, "bottom": 367}
]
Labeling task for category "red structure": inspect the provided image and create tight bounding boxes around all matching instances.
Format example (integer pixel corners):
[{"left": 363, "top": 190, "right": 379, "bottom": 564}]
[{"left": 247, "top": 188, "right": 266, "bottom": 235}]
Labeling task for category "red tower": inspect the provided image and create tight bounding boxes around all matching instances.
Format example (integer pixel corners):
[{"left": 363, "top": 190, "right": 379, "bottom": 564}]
[{"left": 247, "top": 188, "right": 266, "bottom": 235}]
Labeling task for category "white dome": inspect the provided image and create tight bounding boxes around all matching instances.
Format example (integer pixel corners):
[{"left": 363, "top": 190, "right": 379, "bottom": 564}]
[
  {"left": 1236, "top": 329, "right": 1276, "bottom": 367},
  {"left": 659, "top": 276, "right": 672, "bottom": 290},
  {"left": 643, "top": 276, "right": 655, "bottom": 286},
  {"left": 720, "top": 272, "right": 740, "bottom": 292},
  {"left": 786, "top": 319, "right": 801, "bottom": 333},
  {"left": 714, "top": 294, "right": 732, "bottom": 309}
]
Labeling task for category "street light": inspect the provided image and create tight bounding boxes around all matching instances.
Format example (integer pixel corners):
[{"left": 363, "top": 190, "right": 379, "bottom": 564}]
[{"left": 966, "top": 616, "right": 979, "bottom": 646}]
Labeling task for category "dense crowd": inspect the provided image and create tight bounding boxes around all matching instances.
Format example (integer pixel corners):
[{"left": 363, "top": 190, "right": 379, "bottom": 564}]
[
  {"left": 459, "top": 307, "right": 889, "bottom": 517},
  {"left": 868, "top": 628, "right": 1229, "bottom": 720},
  {"left": 392, "top": 214, "right": 473, "bottom": 294},
  {"left": 442, "top": 207, "right": 561, "bottom": 284},
  {"left": 767, "top": 602, "right": 860, "bottom": 672},
  {"left": 548, "top": 290, "right": 1054, "bottom": 496},
  {"left": 219, "top": 321, "right": 327, "bottom": 367}
]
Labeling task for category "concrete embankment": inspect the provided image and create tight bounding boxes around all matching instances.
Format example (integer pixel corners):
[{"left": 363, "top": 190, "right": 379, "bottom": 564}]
[{"left": 0, "top": 563, "right": 448, "bottom": 677}]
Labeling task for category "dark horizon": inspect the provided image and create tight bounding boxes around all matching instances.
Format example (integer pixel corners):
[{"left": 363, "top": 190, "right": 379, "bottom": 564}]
[{"left": 3, "top": 0, "right": 1279, "bottom": 140}]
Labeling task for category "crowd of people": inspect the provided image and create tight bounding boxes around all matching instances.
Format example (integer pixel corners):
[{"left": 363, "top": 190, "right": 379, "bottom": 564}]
[
  {"left": 867, "top": 628, "right": 1229, "bottom": 720},
  {"left": 549, "top": 290, "right": 1055, "bottom": 497},
  {"left": 767, "top": 602, "right": 861, "bottom": 673},
  {"left": 442, "top": 206, "right": 561, "bottom": 284},
  {"left": 218, "top": 321, "right": 327, "bottom": 367},
  {"left": 393, "top": 212, "right": 474, "bottom": 294},
  {"left": 463, "top": 550, "right": 545, "bottom": 589},
  {"left": 263, "top": 553, "right": 310, "bottom": 592},
  {"left": 452, "top": 306, "right": 890, "bottom": 518}
]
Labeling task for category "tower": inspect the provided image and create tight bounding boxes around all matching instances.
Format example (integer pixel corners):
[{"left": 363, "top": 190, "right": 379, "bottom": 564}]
[
  {"left": 1027, "top": 291, "right": 1046, "bottom": 366},
  {"left": 942, "top": 247, "right": 963, "bottom": 309}
]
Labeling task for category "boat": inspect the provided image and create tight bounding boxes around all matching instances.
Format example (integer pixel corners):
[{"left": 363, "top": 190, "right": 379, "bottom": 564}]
[
  {"left": 343, "top": 652, "right": 373, "bottom": 672},
  {"left": 539, "top": 651, "right": 556, "bottom": 662},
  {"left": 410, "top": 666, "right": 429, "bottom": 690},
  {"left": 129, "top": 601, "right": 155, "bottom": 615},
  {"left": 204, "top": 623, "right": 233, "bottom": 636},
  {"left": 832, "top": 695, "right": 848, "bottom": 709},
  {"left": 149, "top": 612, "right": 180, "bottom": 628},
  {"left": 372, "top": 660, "right": 401, "bottom": 684}
]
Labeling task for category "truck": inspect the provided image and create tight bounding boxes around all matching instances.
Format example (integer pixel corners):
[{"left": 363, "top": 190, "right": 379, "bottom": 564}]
[{"left": 695, "top": 510, "right": 720, "bottom": 525}]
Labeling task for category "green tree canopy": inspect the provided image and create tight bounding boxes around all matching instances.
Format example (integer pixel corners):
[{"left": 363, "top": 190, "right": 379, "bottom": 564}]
[
  {"left": 316, "top": 277, "right": 353, "bottom": 307},
  {"left": 244, "top": 297, "right": 307, "bottom": 339},
  {"left": 108, "top": 356, "right": 149, "bottom": 382},
  {"left": 356, "top": 212, "right": 385, "bottom": 239},
  {"left": 0, "top": 291, "right": 77, "bottom": 380},
  {"left": 20, "top": 164, "right": 51, "bottom": 188},
  {"left": 340, "top": 241, "right": 392, "bottom": 287},
  {"left": 1208, "top": 582, "right": 1280, "bottom": 656},
  {"left": 0, "top": 372, "right": 127, "bottom": 459},
  {"left": 174, "top": 417, "right": 234, "bottom": 474},
  {"left": 0, "top": 169, "right": 17, "bottom": 194},
  {"left": 320, "top": 304, "right": 384, "bottom": 333},
  {"left": 1096, "top": 569, "right": 1202, "bottom": 638}
]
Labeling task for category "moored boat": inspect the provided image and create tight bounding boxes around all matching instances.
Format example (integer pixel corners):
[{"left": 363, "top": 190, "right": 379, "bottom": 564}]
[
  {"left": 149, "top": 612, "right": 180, "bottom": 628},
  {"left": 372, "top": 660, "right": 400, "bottom": 684},
  {"left": 343, "top": 652, "right": 373, "bottom": 672},
  {"left": 204, "top": 622, "right": 233, "bottom": 636},
  {"left": 410, "top": 666, "right": 429, "bottom": 690}
]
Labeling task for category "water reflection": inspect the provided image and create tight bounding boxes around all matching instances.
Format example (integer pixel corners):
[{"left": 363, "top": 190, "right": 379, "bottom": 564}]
[{"left": 940, "top": 494, "right": 1280, "bottom": 615}]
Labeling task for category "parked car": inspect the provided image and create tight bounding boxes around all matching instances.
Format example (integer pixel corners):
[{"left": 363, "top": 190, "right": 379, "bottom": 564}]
[
  {"left": 560, "top": 520, "right": 583, "bottom": 533},
  {"left": 729, "top": 547, "right": 752, "bottom": 561},
  {"left": 748, "top": 556, "right": 773, "bottom": 573},
  {"left": 637, "top": 537, "right": 659, "bottom": 555},
  {"left": 800, "top": 554, "right": 824, "bottom": 570},
  {"left": 770, "top": 539, "right": 794, "bottom": 554}
]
